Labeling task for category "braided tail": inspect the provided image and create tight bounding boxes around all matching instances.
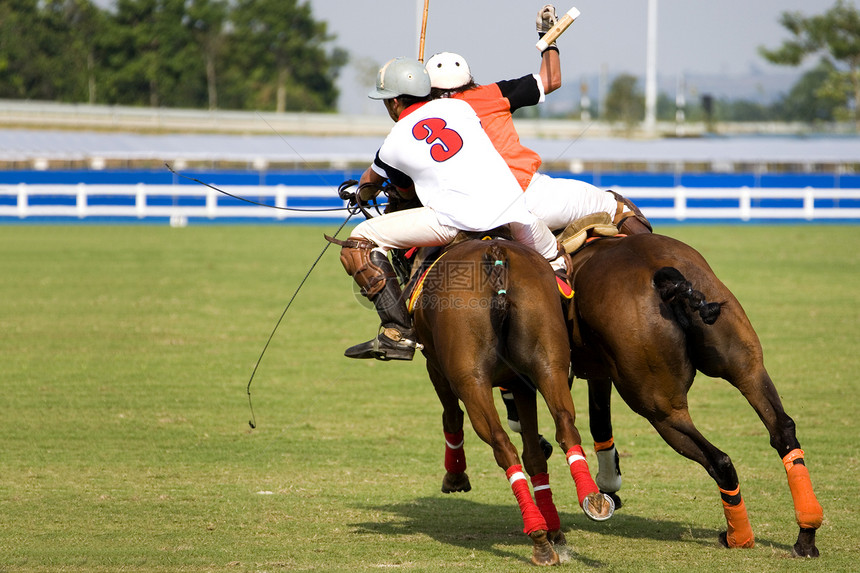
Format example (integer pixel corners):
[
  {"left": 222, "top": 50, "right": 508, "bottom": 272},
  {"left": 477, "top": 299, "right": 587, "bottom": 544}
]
[
  {"left": 483, "top": 244, "right": 510, "bottom": 335},
  {"left": 653, "top": 267, "right": 722, "bottom": 327}
]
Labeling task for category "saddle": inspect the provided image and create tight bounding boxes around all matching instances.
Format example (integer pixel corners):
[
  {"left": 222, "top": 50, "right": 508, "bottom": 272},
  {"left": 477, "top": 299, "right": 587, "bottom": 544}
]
[
  {"left": 403, "top": 226, "right": 514, "bottom": 313},
  {"left": 556, "top": 212, "right": 620, "bottom": 254}
]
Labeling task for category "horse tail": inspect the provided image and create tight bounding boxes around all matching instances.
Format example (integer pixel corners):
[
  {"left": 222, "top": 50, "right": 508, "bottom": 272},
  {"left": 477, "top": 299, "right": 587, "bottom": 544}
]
[
  {"left": 482, "top": 244, "right": 510, "bottom": 334},
  {"left": 653, "top": 267, "right": 722, "bottom": 327}
]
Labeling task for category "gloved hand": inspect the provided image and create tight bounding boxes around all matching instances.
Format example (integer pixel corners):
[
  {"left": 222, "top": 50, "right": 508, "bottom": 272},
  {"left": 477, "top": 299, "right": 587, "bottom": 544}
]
[{"left": 536, "top": 4, "right": 558, "bottom": 35}]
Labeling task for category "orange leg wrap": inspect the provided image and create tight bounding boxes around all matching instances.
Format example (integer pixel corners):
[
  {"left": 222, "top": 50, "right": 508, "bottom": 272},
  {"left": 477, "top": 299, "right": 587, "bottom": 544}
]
[
  {"left": 783, "top": 449, "right": 824, "bottom": 529},
  {"left": 593, "top": 437, "right": 614, "bottom": 452},
  {"left": 719, "top": 486, "right": 755, "bottom": 548}
]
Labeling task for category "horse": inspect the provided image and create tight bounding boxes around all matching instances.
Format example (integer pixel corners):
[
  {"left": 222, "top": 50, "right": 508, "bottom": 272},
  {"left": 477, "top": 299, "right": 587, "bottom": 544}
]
[
  {"left": 563, "top": 232, "right": 824, "bottom": 558},
  {"left": 408, "top": 235, "right": 614, "bottom": 566}
]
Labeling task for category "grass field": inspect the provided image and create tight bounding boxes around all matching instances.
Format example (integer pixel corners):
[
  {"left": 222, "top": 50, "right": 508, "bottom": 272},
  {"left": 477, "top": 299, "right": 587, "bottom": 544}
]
[{"left": 1, "top": 224, "right": 859, "bottom": 572}]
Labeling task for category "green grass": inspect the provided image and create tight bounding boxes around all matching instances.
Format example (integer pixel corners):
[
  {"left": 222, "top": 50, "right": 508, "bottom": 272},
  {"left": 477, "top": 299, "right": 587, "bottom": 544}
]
[{"left": 1, "top": 224, "right": 858, "bottom": 572}]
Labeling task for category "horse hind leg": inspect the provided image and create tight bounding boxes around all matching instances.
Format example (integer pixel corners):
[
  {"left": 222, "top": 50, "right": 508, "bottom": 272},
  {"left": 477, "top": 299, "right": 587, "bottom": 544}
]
[
  {"left": 426, "top": 361, "right": 472, "bottom": 493},
  {"left": 648, "top": 409, "right": 755, "bottom": 549},
  {"left": 537, "top": 379, "right": 615, "bottom": 522},
  {"left": 461, "top": 384, "right": 558, "bottom": 566},
  {"left": 782, "top": 449, "right": 822, "bottom": 557},
  {"left": 746, "top": 377, "right": 823, "bottom": 557},
  {"left": 510, "top": 387, "right": 566, "bottom": 549},
  {"left": 715, "top": 358, "right": 823, "bottom": 556}
]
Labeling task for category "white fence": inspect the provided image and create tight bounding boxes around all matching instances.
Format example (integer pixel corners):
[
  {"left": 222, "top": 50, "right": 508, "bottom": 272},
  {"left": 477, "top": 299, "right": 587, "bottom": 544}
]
[
  {"left": 2, "top": 183, "right": 860, "bottom": 222},
  {"left": 0, "top": 184, "right": 339, "bottom": 222},
  {"left": 619, "top": 187, "right": 860, "bottom": 221}
]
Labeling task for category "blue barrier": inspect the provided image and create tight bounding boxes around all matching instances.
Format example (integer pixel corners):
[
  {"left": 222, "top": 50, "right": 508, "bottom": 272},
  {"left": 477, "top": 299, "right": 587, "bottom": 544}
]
[{"left": 1, "top": 169, "right": 859, "bottom": 224}]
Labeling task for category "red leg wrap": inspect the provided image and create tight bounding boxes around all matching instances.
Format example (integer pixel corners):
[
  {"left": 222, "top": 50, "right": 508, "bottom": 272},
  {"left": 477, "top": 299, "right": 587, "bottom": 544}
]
[
  {"left": 719, "top": 486, "right": 755, "bottom": 548},
  {"left": 531, "top": 472, "right": 561, "bottom": 531},
  {"left": 506, "top": 464, "right": 547, "bottom": 535},
  {"left": 444, "top": 430, "right": 466, "bottom": 473},
  {"left": 566, "top": 445, "right": 599, "bottom": 505},
  {"left": 783, "top": 449, "right": 823, "bottom": 529}
]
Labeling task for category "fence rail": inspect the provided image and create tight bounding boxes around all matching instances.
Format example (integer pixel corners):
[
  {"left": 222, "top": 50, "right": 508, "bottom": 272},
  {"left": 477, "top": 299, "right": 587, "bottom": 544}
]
[{"left": 2, "top": 183, "right": 860, "bottom": 222}]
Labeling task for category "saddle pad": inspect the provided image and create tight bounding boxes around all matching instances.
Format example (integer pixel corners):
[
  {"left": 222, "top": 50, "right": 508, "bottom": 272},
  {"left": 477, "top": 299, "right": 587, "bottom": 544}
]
[
  {"left": 407, "top": 250, "right": 449, "bottom": 313},
  {"left": 557, "top": 276, "right": 574, "bottom": 299}
]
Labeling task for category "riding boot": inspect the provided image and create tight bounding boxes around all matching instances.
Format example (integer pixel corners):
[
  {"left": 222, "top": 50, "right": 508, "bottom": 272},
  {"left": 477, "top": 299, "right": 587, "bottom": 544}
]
[
  {"left": 344, "top": 250, "right": 421, "bottom": 361},
  {"left": 617, "top": 214, "right": 652, "bottom": 236}
]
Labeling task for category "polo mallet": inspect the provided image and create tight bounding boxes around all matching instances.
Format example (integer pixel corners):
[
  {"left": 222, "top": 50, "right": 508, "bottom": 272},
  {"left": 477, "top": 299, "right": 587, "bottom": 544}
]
[
  {"left": 418, "top": 0, "right": 430, "bottom": 62},
  {"left": 536, "top": 6, "right": 581, "bottom": 51}
]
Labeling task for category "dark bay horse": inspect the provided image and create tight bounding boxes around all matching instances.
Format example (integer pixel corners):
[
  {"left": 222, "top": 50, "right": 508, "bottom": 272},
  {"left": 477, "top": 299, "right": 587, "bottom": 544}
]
[
  {"left": 567, "top": 232, "right": 824, "bottom": 558},
  {"left": 410, "top": 236, "right": 614, "bottom": 566}
]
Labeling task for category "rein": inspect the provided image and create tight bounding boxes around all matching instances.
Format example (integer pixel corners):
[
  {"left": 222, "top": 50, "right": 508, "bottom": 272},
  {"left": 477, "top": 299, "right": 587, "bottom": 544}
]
[
  {"left": 245, "top": 209, "right": 356, "bottom": 429},
  {"left": 166, "top": 163, "right": 387, "bottom": 214}
]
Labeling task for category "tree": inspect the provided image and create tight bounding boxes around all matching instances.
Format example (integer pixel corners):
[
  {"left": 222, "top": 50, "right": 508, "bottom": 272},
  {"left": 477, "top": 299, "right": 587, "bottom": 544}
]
[
  {"left": 603, "top": 74, "right": 644, "bottom": 130},
  {"left": 186, "top": 0, "right": 228, "bottom": 110},
  {"left": 0, "top": 0, "right": 43, "bottom": 98},
  {"left": 0, "top": 0, "right": 344, "bottom": 110},
  {"left": 58, "top": 0, "right": 109, "bottom": 103},
  {"left": 0, "top": 0, "right": 87, "bottom": 101},
  {"left": 230, "top": 0, "right": 341, "bottom": 112},
  {"left": 775, "top": 60, "right": 842, "bottom": 123},
  {"left": 760, "top": 0, "right": 860, "bottom": 129}
]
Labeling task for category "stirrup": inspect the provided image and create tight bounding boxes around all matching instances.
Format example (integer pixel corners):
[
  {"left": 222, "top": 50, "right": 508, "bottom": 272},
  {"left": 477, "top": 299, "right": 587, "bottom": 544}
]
[{"left": 344, "top": 326, "right": 423, "bottom": 361}]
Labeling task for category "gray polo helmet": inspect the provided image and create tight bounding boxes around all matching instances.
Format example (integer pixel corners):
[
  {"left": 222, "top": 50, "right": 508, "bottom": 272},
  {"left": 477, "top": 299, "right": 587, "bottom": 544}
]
[{"left": 368, "top": 57, "right": 431, "bottom": 100}]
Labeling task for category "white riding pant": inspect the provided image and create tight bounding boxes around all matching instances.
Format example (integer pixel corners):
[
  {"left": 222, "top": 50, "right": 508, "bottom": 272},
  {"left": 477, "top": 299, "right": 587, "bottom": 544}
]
[
  {"left": 523, "top": 172, "right": 619, "bottom": 232},
  {"left": 351, "top": 206, "right": 564, "bottom": 271}
]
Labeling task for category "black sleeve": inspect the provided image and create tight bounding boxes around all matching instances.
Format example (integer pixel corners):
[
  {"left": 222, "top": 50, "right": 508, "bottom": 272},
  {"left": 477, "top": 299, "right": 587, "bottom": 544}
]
[
  {"left": 495, "top": 75, "right": 542, "bottom": 113},
  {"left": 374, "top": 151, "right": 414, "bottom": 190}
]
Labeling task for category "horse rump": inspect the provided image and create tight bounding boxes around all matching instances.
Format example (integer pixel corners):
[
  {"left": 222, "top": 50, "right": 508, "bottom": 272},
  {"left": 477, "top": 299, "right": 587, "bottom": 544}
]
[{"left": 653, "top": 266, "right": 722, "bottom": 327}]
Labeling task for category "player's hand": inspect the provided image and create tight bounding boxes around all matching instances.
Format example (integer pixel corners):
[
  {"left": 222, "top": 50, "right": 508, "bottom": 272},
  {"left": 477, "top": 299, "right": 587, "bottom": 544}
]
[{"left": 536, "top": 4, "right": 558, "bottom": 34}]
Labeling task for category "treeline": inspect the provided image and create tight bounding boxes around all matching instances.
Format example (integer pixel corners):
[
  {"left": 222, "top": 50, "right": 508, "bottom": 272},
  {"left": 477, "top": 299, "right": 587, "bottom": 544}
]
[{"left": 0, "top": 0, "right": 347, "bottom": 111}]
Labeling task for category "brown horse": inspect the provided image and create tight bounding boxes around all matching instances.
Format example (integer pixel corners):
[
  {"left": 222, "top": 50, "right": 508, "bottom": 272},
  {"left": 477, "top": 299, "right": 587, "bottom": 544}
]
[
  {"left": 409, "top": 236, "right": 613, "bottom": 566},
  {"left": 566, "top": 232, "right": 824, "bottom": 557}
]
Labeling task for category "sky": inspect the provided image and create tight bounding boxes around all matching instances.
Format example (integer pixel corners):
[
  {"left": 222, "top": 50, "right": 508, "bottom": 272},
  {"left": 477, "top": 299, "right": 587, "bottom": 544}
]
[{"left": 304, "top": 0, "right": 830, "bottom": 114}]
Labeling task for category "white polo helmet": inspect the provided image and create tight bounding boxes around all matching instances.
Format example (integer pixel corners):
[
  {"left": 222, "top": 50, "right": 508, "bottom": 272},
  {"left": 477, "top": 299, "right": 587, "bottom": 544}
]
[
  {"left": 368, "top": 57, "right": 431, "bottom": 100},
  {"left": 425, "top": 52, "right": 472, "bottom": 90}
]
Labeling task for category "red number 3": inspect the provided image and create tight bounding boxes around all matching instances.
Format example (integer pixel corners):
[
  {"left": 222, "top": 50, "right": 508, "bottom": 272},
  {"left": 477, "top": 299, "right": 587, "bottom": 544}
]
[{"left": 412, "top": 118, "right": 463, "bottom": 162}]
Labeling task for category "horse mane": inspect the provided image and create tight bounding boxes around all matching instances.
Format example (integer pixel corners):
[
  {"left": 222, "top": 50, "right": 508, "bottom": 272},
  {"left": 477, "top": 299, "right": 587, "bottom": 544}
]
[{"left": 653, "top": 267, "right": 722, "bottom": 327}]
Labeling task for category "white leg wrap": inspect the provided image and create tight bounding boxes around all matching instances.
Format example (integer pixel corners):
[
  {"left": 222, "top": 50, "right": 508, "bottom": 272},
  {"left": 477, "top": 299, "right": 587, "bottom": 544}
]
[{"left": 595, "top": 446, "right": 622, "bottom": 493}]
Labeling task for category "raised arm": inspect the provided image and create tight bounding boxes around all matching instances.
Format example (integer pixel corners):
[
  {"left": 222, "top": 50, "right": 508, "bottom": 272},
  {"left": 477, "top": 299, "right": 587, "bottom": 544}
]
[{"left": 537, "top": 5, "right": 562, "bottom": 94}]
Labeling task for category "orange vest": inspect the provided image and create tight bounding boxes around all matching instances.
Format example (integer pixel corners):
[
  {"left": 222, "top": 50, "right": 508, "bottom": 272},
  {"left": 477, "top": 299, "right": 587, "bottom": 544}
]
[{"left": 452, "top": 83, "right": 542, "bottom": 191}]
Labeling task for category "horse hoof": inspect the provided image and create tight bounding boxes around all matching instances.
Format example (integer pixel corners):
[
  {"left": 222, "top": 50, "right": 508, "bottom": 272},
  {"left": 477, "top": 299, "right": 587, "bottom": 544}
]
[
  {"left": 547, "top": 529, "right": 567, "bottom": 547},
  {"left": 791, "top": 528, "right": 820, "bottom": 558},
  {"left": 582, "top": 492, "right": 615, "bottom": 521},
  {"left": 601, "top": 490, "right": 623, "bottom": 510},
  {"left": 718, "top": 531, "right": 755, "bottom": 549},
  {"left": 441, "top": 471, "right": 471, "bottom": 493},
  {"left": 528, "top": 530, "right": 560, "bottom": 566}
]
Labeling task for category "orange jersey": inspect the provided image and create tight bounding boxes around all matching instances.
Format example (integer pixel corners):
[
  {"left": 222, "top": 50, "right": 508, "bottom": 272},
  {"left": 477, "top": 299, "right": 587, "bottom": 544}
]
[{"left": 452, "top": 75, "right": 544, "bottom": 191}]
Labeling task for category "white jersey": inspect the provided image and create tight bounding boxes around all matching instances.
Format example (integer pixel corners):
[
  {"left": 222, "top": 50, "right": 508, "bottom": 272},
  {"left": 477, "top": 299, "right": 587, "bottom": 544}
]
[{"left": 371, "top": 98, "right": 535, "bottom": 232}]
